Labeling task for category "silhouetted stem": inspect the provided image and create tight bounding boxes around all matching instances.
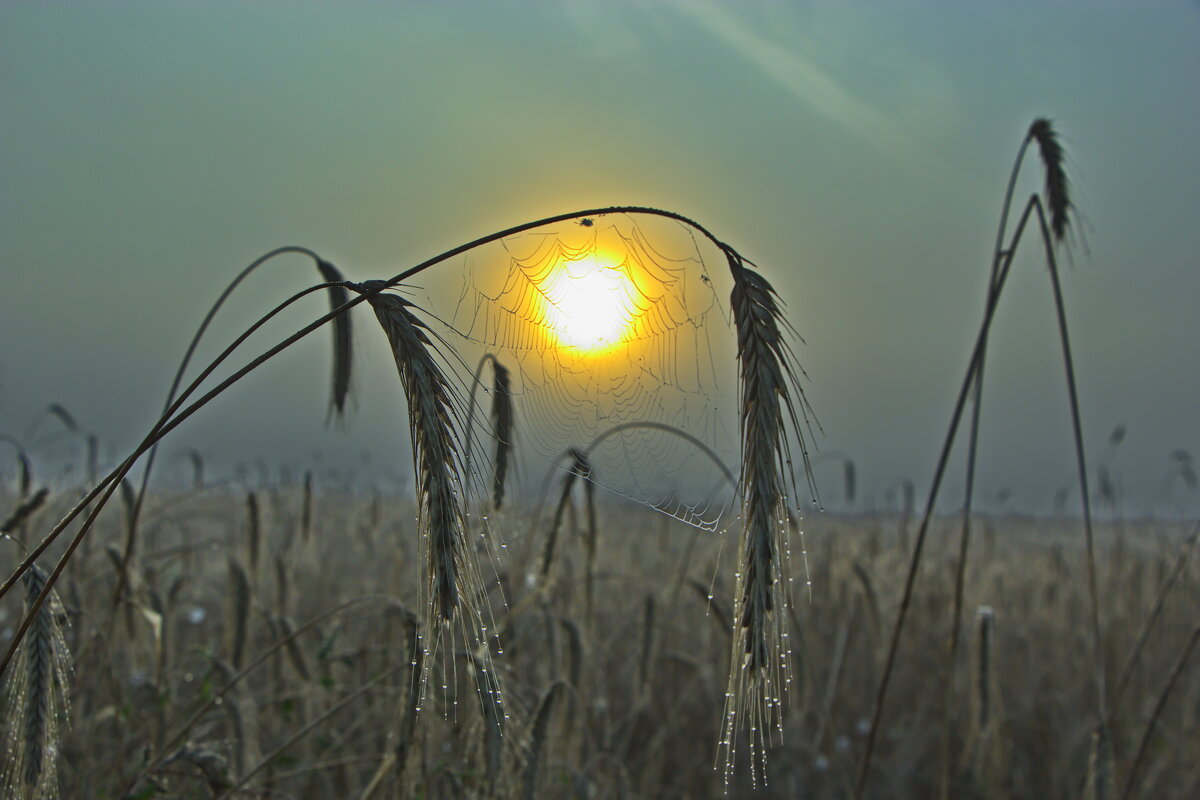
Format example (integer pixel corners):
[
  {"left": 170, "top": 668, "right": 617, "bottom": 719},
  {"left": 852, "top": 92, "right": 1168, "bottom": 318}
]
[
  {"left": 117, "top": 246, "right": 324, "bottom": 611},
  {"left": 584, "top": 421, "right": 737, "bottom": 488},
  {"left": 1035, "top": 199, "right": 1107, "bottom": 723},
  {"left": 122, "top": 594, "right": 393, "bottom": 798},
  {"left": 0, "top": 281, "right": 340, "bottom": 679},
  {"left": 854, "top": 196, "right": 1037, "bottom": 799},
  {"left": 215, "top": 664, "right": 403, "bottom": 798},
  {"left": 940, "top": 131, "right": 1036, "bottom": 799},
  {"left": 1119, "top": 624, "right": 1200, "bottom": 800},
  {"left": 0, "top": 205, "right": 737, "bottom": 681},
  {"left": 1113, "top": 520, "right": 1200, "bottom": 701}
]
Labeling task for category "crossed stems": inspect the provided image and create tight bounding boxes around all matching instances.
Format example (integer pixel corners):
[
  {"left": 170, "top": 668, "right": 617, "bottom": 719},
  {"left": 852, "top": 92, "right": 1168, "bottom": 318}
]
[
  {"left": 853, "top": 193, "right": 1101, "bottom": 798},
  {"left": 0, "top": 205, "right": 738, "bottom": 682}
]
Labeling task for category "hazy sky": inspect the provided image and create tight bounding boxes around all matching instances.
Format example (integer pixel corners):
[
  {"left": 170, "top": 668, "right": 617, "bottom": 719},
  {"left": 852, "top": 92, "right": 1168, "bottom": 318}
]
[{"left": 3, "top": 1, "right": 1198, "bottom": 516}]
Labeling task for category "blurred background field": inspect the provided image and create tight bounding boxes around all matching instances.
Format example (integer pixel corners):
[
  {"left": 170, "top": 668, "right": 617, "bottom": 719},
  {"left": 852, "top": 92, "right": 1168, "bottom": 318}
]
[{"left": 3, "top": 473, "right": 1195, "bottom": 799}]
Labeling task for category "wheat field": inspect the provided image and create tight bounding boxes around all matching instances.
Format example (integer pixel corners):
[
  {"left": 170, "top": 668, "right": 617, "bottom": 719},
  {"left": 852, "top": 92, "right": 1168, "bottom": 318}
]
[{"left": 0, "top": 475, "right": 1196, "bottom": 798}]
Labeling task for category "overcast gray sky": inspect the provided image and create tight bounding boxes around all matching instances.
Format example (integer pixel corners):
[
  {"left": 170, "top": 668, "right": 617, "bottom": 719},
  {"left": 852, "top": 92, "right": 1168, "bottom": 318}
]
[{"left": 2, "top": 1, "right": 1198, "bottom": 516}]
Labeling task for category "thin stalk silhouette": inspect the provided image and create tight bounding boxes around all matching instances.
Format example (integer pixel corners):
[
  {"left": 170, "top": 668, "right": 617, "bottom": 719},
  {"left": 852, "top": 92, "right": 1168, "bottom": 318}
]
[
  {"left": 856, "top": 188, "right": 1103, "bottom": 798},
  {"left": 115, "top": 247, "right": 351, "bottom": 613},
  {"left": 941, "top": 122, "right": 1057, "bottom": 797},
  {"left": 1120, "top": 624, "right": 1200, "bottom": 800}
]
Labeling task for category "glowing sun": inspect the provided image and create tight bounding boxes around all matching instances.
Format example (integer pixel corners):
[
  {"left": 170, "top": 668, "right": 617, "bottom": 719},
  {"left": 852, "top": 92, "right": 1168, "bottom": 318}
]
[{"left": 543, "top": 255, "right": 639, "bottom": 353}]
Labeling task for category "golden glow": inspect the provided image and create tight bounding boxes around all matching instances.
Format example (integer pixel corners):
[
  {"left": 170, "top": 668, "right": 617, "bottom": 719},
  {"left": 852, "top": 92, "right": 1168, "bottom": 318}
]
[{"left": 543, "top": 255, "right": 639, "bottom": 354}]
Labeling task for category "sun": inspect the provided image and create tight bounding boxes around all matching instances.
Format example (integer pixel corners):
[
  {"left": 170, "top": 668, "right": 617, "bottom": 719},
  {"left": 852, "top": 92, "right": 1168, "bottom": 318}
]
[{"left": 542, "top": 254, "right": 640, "bottom": 354}]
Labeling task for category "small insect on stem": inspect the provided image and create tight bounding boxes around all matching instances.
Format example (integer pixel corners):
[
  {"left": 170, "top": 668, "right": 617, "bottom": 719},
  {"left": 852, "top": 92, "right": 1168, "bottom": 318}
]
[{"left": 578, "top": 218, "right": 594, "bottom": 227}]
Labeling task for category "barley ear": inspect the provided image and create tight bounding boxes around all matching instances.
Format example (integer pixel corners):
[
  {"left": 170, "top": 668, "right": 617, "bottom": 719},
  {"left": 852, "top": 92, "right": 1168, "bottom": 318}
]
[
  {"left": 490, "top": 359, "right": 514, "bottom": 510},
  {"left": 1, "top": 488, "right": 48, "bottom": 535},
  {"left": 315, "top": 258, "right": 355, "bottom": 421},
  {"left": 46, "top": 403, "right": 78, "bottom": 433},
  {"left": 228, "top": 558, "right": 251, "bottom": 669},
  {"left": 721, "top": 249, "right": 813, "bottom": 776},
  {"left": 1028, "top": 118, "right": 1073, "bottom": 242},
  {"left": 540, "top": 450, "right": 590, "bottom": 584},
  {"left": 357, "top": 285, "right": 473, "bottom": 630},
  {"left": 1, "top": 564, "right": 72, "bottom": 800},
  {"left": 0, "top": 435, "right": 34, "bottom": 499}
]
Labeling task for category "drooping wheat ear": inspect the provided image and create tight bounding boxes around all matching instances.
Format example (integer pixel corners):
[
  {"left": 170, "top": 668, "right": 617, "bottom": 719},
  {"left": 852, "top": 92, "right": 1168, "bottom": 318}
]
[
  {"left": 1028, "top": 118, "right": 1072, "bottom": 242},
  {"left": 960, "top": 606, "right": 999, "bottom": 781},
  {"left": 228, "top": 558, "right": 251, "bottom": 669},
  {"left": 277, "top": 614, "right": 313, "bottom": 682},
  {"left": 314, "top": 258, "right": 355, "bottom": 420},
  {"left": 245, "top": 490, "right": 261, "bottom": 584},
  {"left": 184, "top": 449, "right": 204, "bottom": 489},
  {"left": 45, "top": 403, "right": 78, "bottom": 433},
  {"left": 300, "top": 471, "right": 313, "bottom": 543},
  {"left": 961, "top": 604, "right": 1004, "bottom": 800},
  {"left": 721, "top": 248, "right": 814, "bottom": 779},
  {"left": 972, "top": 605, "right": 995, "bottom": 736},
  {"left": 2, "top": 564, "right": 72, "bottom": 800},
  {"left": 357, "top": 285, "right": 474, "bottom": 633},
  {"left": 17, "top": 454, "right": 32, "bottom": 499},
  {"left": 85, "top": 434, "right": 98, "bottom": 484},
  {"left": 490, "top": 359, "right": 514, "bottom": 510},
  {"left": 0, "top": 435, "right": 34, "bottom": 500},
  {"left": 640, "top": 594, "right": 657, "bottom": 699},
  {"left": 463, "top": 354, "right": 517, "bottom": 511},
  {"left": 539, "top": 449, "right": 591, "bottom": 584},
  {"left": 1, "top": 488, "right": 48, "bottom": 535}
]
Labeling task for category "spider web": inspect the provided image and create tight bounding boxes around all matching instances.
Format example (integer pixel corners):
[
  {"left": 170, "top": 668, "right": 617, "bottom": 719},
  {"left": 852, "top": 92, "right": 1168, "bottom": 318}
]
[{"left": 416, "top": 214, "right": 740, "bottom": 530}]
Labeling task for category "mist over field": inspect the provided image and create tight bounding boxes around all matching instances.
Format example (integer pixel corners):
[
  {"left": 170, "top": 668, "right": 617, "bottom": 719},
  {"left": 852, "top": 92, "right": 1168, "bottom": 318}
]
[{"left": 2, "top": 4, "right": 1199, "bottom": 513}]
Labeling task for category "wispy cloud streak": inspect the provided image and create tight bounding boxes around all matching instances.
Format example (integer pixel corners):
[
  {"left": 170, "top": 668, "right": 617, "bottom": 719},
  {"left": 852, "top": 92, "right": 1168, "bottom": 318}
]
[{"left": 670, "top": 0, "right": 914, "bottom": 160}]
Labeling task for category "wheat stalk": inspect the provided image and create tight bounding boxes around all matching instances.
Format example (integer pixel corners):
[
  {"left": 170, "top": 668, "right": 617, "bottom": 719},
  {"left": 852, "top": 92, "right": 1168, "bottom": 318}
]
[
  {"left": 856, "top": 191, "right": 1038, "bottom": 798},
  {"left": 1120, "top": 623, "right": 1200, "bottom": 800},
  {"left": 1114, "top": 520, "right": 1200, "bottom": 700},
  {"left": 943, "top": 116, "right": 1079, "bottom": 798}
]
